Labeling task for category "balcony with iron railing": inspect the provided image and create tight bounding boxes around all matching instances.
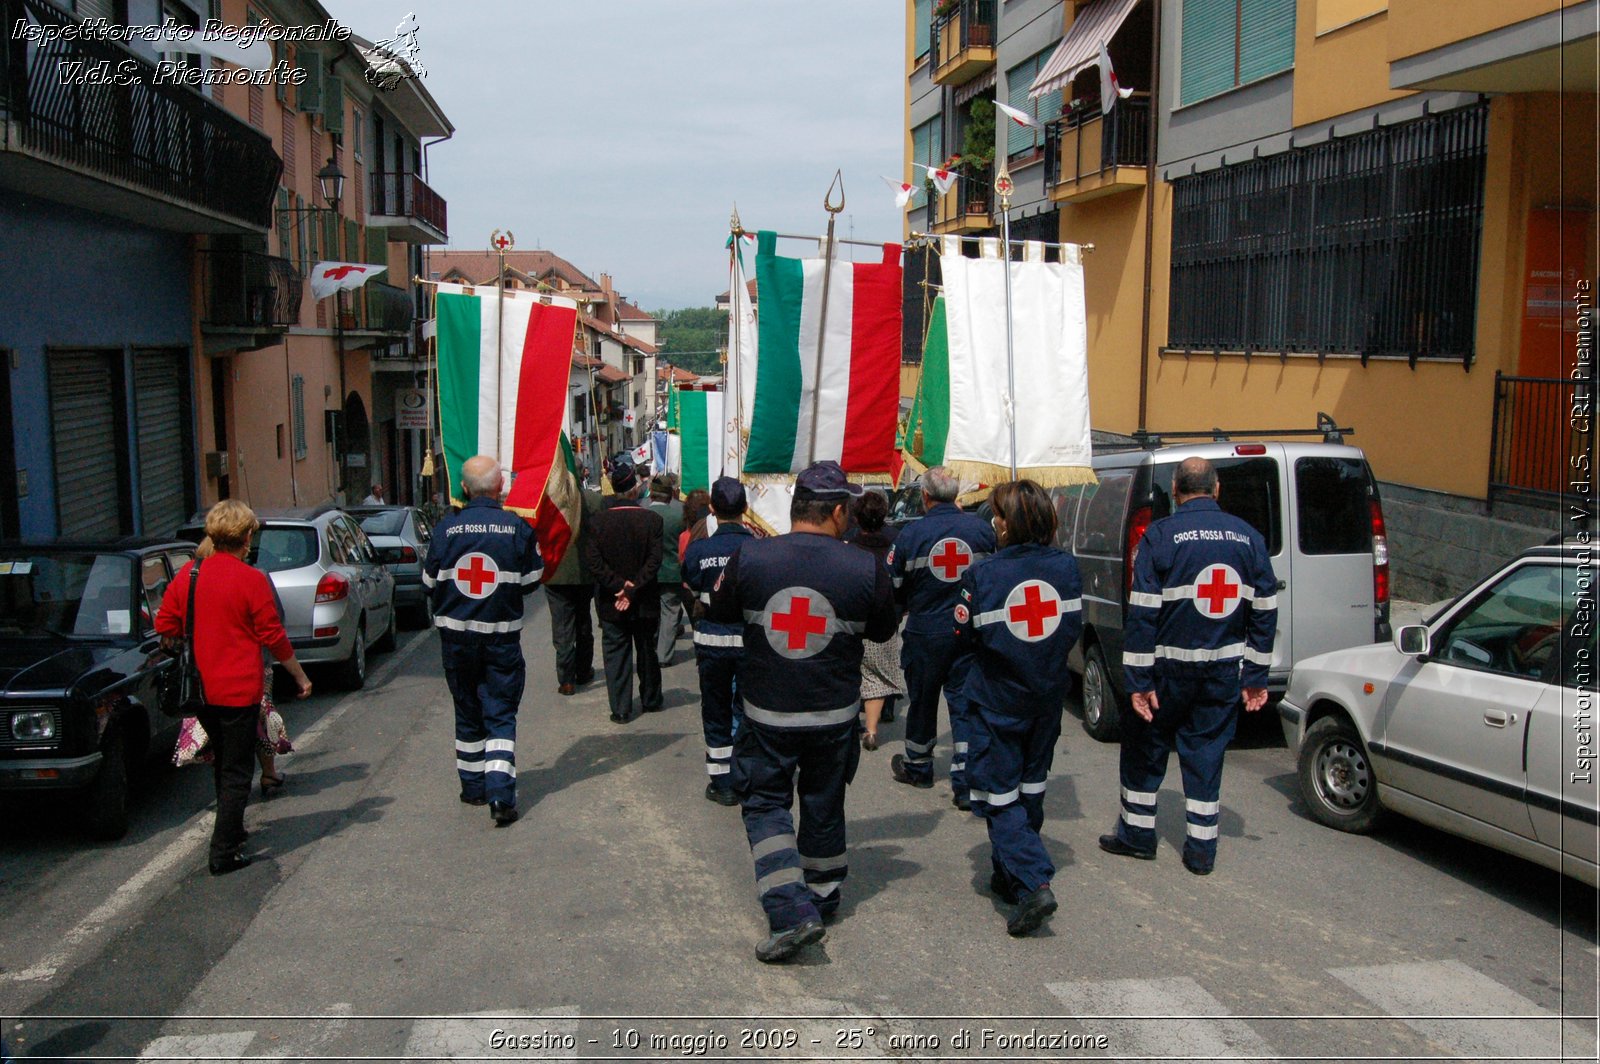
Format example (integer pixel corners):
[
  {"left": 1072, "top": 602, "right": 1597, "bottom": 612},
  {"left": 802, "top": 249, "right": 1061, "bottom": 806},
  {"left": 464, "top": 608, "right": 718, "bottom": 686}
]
[
  {"left": 369, "top": 170, "right": 447, "bottom": 244},
  {"left": 358, "top": 281, "right": 415, "bottom": 335},
  {"left": 932, "top": 163, "right": 994, "bottom": 236},
  {"left": 0, "top": 0, "right": 281, "bottom": 233},
  {"left": 198, "top": 248, "right": 302, "bottom": 352},
  {"left": 1045, "top": 94, "right": 1151, "bottom": 204},
  {"left": 931, "top": 0, "right": 996, "bottom": 86}
]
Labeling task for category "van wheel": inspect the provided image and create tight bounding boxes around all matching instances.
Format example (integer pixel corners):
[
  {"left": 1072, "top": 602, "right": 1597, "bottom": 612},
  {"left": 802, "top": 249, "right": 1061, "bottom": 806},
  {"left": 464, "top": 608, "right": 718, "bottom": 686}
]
[
  {"left": 334, "top": 622, "right": 367, "bottom": 690},
  {"left": 82, "top": 729, "right": 129, "bottom": 841},
  {"left": 1298, "top": 715, "right": 1382, "bottom": 833},
  {"left": 1080, "top": 644, "right": 1122, "bottom": 743}
]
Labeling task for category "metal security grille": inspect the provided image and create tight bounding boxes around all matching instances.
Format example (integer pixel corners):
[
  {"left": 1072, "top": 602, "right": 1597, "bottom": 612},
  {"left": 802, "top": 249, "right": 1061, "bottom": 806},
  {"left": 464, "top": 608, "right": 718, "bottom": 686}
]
[
  {"left": 49, "top": 351, "right": 128, "bottom": 539},
  {"left": 133, "top": 350, "right": 192, "bottom": 538},
  {"left": 1168, "top": 103, "right": 1487, "bottom": 364}
]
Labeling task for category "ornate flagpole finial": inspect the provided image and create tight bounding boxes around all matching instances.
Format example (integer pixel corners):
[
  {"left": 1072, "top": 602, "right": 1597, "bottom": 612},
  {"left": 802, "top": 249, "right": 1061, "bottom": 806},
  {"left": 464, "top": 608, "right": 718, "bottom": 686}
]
[
  {"left": 491, "top": 229, "right": 515, "bottom": 252},
  {"left": 995, "top": 168, "right": 1014, "bottom": 212},
  {"left": 730, "top": 205, "right": 742, "bottom": 233},
  {"left": 824, "top": 170, "right": 846, "bottom": 215}
]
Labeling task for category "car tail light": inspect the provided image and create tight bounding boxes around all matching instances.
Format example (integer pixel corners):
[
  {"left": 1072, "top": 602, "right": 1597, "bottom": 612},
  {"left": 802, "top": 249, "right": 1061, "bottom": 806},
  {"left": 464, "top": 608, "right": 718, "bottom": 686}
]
[
  {"left": 1125, "top": 505, "right": 1153, "bottom": 595},
  {"left": 399, "top": 546, "right": 417, "bottom": 563},
  {"left": 314, "top": 625, "right": 339, "bottom": 638},
  {"left": 1370, "top": 498, "right": 1390, "bottom": 606},
  {"left": 315, "top": 572, "right": 349, "bottom": 603}
]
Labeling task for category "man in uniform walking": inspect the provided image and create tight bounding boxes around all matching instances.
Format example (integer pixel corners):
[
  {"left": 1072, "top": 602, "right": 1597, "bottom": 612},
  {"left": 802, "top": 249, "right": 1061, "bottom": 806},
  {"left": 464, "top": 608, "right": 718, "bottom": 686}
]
[
  {"left": 708, "top": 461, "right": 898, "bottom": 962},
  {"left": 886, "top": 465, "right": 996, "bottom": 807},
  {"left": 1100, "top": 457, "right": 1278, "bottom": 874},
  {"left": 682, "top": 476, "right": 754, "bottom": 805},
  {"left": 423, "top": 455, "right": 544, "bottom": 827}
]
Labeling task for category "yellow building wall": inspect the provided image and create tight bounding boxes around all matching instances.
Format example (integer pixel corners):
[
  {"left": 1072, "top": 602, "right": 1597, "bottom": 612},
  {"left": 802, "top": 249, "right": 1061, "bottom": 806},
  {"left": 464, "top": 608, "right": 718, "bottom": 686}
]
[
  {"left": 1141, "top": 95, "right": 1548, "bottom": 500},
  {"left": 1062, "top": 189, "right": 1152, "bottom": 434},
  {"left": 1294, "top": 3, "right": 1413, "bottom": 127},
  {"left": 1387, "top": 0, "right": 1569, "bottom": 61}
]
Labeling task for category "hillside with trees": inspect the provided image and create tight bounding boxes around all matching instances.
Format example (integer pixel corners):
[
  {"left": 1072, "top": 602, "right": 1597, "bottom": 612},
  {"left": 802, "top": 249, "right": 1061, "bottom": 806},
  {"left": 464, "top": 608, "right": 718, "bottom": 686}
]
[{"left": 655, "top": 307, "right": 725, "bottom": 376}]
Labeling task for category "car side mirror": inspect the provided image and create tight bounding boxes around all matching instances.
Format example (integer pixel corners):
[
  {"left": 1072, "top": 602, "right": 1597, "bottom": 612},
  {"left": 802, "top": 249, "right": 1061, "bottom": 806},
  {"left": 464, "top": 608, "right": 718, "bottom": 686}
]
[{"left": 1395, "top": 624, "right": 1429, "bottom": 657}]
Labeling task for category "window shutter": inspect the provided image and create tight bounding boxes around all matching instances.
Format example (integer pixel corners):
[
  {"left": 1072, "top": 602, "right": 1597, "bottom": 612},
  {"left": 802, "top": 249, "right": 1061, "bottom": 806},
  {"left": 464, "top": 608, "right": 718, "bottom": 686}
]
[
  {"left": 275, "top": 41, "right": 288, "bottom": 104},
  {"left": 367, "top": 226, "right": 387, "bottom": 266},
  {"left": 298, "top": 49, "right": 323, "bottom": 114},
  {"left": 912, "top": 121, "right": 931, "bottom": 207},
  {"left": 1239, "top": 0, "right": 1296, "bottom": 85},
  {"left": 930, "top": 118, "right": 943, "bottom": 166},
  {"left": 276, "top": 188, "right": 291, "bottom": 261},
  {"left": 1180, "top": 0, "right": 1237, "bottom": 106},
  {"left": 291, "top": 375, "right": 307, "bottom": 459},
  {"left": 1006, "top": 58, "right": 1035, "bottom": 156},
  {"left": 914, "top": 0, "right": 932, "bottom": 59},
  {"left": 346, "top": 220, "right": 360, "bottom": 268},
  {"left": 322, "top": 74, "right": 344, "bottom": 134}
]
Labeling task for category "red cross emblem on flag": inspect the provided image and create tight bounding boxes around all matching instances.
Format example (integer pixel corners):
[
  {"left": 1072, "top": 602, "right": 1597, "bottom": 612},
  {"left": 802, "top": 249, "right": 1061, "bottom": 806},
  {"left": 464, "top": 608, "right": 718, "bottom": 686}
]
[
  {"left": 763, "top": 587, "right": 836, "bottom": 659},
  {"left": 452, "top": 552, "right": 501, "bottom": 600},
  {"left": 1192, "top": 564, "right": 1243, "bottom": 619},
  {"left": 927, "top": 537, "right": 974, "bottom": 582},
  {"left": 321, "top": 264, "right": 368, "bottom": 281},
  {"left": 1004, "top": 580, "right": 1062, "bottom": 642}
]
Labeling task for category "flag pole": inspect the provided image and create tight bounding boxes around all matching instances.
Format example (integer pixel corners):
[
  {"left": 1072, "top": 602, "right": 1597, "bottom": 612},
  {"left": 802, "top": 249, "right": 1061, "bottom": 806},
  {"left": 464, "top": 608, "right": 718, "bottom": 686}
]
[
  {"left": 997, "top": 168, "right": 1018, "bottom": 480},
  {"left": 809, "top": 171, "right": 846, "bottom": 466},
  {"left": 491, "top": 228, "right": 514, "bottom": 466},
  {"left": 728, "top": 206, "right": 744, "bottom": 478}
]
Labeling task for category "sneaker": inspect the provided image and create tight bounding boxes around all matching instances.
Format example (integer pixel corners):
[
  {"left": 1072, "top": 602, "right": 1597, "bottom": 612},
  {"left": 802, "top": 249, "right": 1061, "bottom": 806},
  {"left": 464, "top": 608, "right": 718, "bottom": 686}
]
[
  {"left": 1006, "top": 885, "right": 1058, "bottom": 936},
  {"left": 755, "top": 918, "right": 825, "bottom": 963},
  {"left": 890, "top": 754, "right": 933, "bottom": 789},
  {"left": 704, "top": 783, "right": 740, "bottom": 806},
  {"left": 490, "top": 801, "right": 519, "bottom": 827},
  {"left": 1098, "top": 833, "right": 1157, "bottom": 860}
]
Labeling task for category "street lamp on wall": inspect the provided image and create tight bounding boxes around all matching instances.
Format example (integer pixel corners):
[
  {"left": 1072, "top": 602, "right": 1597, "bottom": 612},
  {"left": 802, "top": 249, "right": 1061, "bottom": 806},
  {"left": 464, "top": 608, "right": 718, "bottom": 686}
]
[{"left": 317, "top": 158, "right": 346, "bottom": 211}]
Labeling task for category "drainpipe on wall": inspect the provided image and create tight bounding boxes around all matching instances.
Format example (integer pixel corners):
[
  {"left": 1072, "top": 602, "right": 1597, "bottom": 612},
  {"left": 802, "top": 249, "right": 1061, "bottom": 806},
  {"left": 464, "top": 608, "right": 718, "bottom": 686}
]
[{"left": 1135, "top": 0, "right": 1161, "bottom": 433}]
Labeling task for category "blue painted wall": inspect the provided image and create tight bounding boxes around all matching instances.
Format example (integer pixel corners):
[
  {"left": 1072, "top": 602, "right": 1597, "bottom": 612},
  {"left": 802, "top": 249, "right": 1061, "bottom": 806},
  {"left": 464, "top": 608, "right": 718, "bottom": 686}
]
[{"left": 0, "top": 194, "right": 193, "bottom": 539}]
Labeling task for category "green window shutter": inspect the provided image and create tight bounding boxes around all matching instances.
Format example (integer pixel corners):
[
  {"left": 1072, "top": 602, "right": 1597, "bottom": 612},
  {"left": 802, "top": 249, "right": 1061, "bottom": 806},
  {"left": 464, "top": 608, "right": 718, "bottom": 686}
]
[
  {"left": 1006, "top": 58, "right": 1036, "bottom": 156},
  {"left": 346, "top": 221, "right": 359, "bottom": 269},
  {"left": 322, "top": 74, "right": 344, "bottom": 134},
  {"left": 297, "top": 50, "right": 323, "bottom": 114},
  {"left": 914, "top": 0, "right": 931, "bottom": 59},
  {"left": 276, "top": 188, "right": 291, "bottom": 261},
  {"left": 911, "top": 121, "right": 931, "bottom": 207},
  {"left": 367, "top": 226, "right": 388, "bottom": 266},
  {"left": 1239, "top": 0, "right": 1296, "bottom": 85},
  {"left": 274, "top": 42, "right": 288, "bottom": 104},
  {"left": 930, "top": 118, "right": 943, "bottom": 165},
  {"left": 323, "top": 210, "right": 338, "bottom": 261},
  {"left": 1180, "top": 0, "right": 1237, "bottom": 106}
]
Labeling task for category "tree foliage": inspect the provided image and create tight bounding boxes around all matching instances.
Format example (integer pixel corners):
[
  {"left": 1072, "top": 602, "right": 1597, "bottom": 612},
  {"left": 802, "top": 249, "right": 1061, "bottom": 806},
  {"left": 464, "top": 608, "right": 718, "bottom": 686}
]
[{"left": 655, "top": 306, "right": 726, "bottom": 376}]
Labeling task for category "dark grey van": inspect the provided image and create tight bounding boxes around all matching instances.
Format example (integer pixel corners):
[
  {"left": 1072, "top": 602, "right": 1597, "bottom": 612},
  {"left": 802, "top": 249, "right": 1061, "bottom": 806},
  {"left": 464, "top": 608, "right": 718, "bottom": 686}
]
[{"left": 1057, "top": 430, "right": 1390, "bottom": 740}]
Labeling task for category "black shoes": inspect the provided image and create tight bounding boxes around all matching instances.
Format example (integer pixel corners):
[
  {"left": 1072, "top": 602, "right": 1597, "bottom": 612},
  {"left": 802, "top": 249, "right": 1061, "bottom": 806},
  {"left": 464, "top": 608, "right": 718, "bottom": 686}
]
[
  {"left": 890, "top": 754, "right": 933, "bottom": 789},
  {"left": 1006, "top": 885, "right": 1058, "bottom": 936},
  {"left": 880, "top": 704, "right": 896, "bottom": 723},
  {"left": 490, "top": 801, "right": 519, "bottom": 827},
  {"left": 557, "top": 682, "right": 576, "bottom": 696},
  {"left": 1098, "top": 833, "right": 1157, "bottom": 860},
  {"left": 576, "top": 670, "right": 596, "bottom": 685},
  {"left": 704, "top": 783, "right": 740, "bottom": 806},
  {"left": 952, "top": 792, "right": 972, "bottom": 811},
  {"left": 755, "top": 918, "right": 826, "bottom": 963},
  {"left": 460, "top": 794, "right": 487, "bottom": 807},
  {"left": 208, "top": 853, "right": 252, "bottom": 877},
  {"left": 989, "top": 869, "right": 1018, "bottom": 905},
  {"left": 1182, "top": 855, "right": 1213, "bottom": 876}
]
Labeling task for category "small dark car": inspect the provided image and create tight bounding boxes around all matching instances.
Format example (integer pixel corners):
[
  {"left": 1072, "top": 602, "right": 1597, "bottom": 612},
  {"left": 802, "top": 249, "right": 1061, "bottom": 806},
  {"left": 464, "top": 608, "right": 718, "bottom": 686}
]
[
  {"left": 347, "top": 505, "right": 434, "bottom": 627},
  {"left": 0, "top": 541, "right": 197, "bottom": 839}
]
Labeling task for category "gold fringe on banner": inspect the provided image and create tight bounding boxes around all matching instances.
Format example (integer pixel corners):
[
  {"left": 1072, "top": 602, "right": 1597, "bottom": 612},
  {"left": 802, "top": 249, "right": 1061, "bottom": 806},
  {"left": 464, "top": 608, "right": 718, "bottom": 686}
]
[{"left": 942, "top": 460, "right": 1099, "bottom": 491}]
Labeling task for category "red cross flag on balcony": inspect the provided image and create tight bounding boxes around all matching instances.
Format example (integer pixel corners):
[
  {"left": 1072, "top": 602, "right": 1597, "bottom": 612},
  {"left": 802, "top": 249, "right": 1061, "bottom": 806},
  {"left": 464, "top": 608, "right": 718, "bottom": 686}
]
[
  {"left": 761, "top": 587, "right": 837, "bottom": 660},
  {"left": 310, "top": 261, "right": 387, "bottom": 300}
]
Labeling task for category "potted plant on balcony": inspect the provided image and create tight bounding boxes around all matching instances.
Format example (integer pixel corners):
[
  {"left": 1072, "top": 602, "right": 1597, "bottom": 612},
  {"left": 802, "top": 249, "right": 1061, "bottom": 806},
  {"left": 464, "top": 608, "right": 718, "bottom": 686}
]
[{"left": 934, "top": 0, "right": 961, "bottom": 18}]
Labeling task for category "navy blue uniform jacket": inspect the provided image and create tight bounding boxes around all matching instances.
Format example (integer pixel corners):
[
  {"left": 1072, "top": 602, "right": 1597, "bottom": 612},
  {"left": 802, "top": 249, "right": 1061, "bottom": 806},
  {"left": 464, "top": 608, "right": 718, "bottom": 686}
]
[
  {"left": 681, "top": 522, "right": 754, "bottom": 655},
  {"left": 954, "top": 544, "right": 1083, "bottom": 717},
  {"left": 423, "top": 497, "right": 543, "bottom": 644},
  {"left": 1124, "top": 496, "right": 1278, "bottom": 692},
  {"left": 887, "top": 502, "right": 997, "bottom": 633}
]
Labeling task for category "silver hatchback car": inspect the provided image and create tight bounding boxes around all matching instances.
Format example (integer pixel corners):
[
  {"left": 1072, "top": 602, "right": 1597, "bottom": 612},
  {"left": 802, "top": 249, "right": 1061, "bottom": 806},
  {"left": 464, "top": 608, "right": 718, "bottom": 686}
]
[
  {"left": 1283, "top": 540, "right": 1595, "bottom": 886},
  {"left": 179, "top": 507, "right": 396, "bottom": 689}
]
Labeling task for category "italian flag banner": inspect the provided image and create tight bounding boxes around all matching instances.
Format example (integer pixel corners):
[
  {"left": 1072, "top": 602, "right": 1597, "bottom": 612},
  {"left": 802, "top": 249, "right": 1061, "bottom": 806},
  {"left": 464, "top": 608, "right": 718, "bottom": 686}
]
[
  {"left": 677, "top": 389, "right": 725, "bottom": 495},
  {"left": 534, "top": 431, "right": 582, "bottom": 576},
  {"left": 435, "top": 284, "right": 578, "bottom": 521},
  {"left": 903, "top": 295, "right": 951, "bottom": 469},
  {"left": 744, "top": 230, "right": 902, "bottom": 475},
  {"left": 938, "top": 235, "right": 1096, "bottom": 487}
]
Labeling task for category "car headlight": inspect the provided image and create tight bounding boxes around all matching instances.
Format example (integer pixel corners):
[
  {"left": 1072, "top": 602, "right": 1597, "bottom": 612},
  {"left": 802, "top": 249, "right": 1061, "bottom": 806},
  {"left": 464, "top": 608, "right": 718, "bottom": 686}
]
[{"left": 11, "top": 711, "right": 56, "bottom": 741}]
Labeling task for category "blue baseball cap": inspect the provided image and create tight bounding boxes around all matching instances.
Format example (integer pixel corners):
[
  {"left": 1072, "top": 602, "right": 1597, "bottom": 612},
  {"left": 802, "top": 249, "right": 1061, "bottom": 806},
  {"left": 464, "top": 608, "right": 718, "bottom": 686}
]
[
  {"left": 710, "top": 476, "right": 747, "bottom": 514},
  {"left": 794, "top": 460, "right": 863, "bottom": 501}
]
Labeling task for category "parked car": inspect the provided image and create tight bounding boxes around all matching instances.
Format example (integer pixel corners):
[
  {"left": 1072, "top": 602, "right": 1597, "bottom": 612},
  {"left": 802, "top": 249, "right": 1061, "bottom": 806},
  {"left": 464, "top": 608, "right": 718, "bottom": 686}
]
[
  {"left": 0, "top": 540, "right": 197, "bottom": 839},
  {"left": 1054, "top": 422, "right": 1390, "bottom": 740},
  {"left": 1283, "top": 540, "right": 1594, "bottom": 886},
  {"left": 348, "top": 505, "right": 433, "bottom": 628},
  {"left": 177, "top": 506, "right": 396, "bottom": 690}
]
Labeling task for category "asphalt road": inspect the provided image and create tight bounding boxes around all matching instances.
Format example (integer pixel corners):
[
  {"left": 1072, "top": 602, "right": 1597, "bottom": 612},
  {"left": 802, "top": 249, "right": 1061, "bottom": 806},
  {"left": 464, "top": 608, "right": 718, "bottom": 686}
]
[{"left": 1, "top": 596, "right": 1595, "bottom": 1062}]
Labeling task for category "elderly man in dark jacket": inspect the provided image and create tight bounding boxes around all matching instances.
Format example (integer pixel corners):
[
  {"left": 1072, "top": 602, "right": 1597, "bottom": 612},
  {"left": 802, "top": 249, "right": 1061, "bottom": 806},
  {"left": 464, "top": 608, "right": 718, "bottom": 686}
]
[{"left": 584, "top": 455, "right": 665, "bottom": 723}]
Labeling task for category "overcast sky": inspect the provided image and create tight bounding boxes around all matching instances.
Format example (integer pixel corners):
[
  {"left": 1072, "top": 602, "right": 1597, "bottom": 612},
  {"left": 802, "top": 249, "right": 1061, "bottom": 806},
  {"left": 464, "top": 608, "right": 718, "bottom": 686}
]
[{"left": 331, "top": 1, "right": 907, "bottom": 312}]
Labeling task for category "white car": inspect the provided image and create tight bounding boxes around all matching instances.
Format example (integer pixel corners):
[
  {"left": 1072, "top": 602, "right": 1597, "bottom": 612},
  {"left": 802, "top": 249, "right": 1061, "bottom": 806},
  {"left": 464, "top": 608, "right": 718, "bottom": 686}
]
[{"left": 1281, "top": 540, "right": 1595, "bottom": 887}]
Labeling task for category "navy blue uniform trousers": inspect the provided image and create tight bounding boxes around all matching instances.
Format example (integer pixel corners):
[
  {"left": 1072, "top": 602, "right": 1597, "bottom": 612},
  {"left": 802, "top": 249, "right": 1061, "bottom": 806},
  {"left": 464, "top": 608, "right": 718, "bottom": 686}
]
[
  {"left": 967, "top": 702, "right": 1062, "bottom": 896},
  {"left": 734, "top": 720, "right": 860, "bottom": 932},
  {"left": 900, "top": 626, "right": 972, "bottom": 795},
  {"left": 442, "top": 640, "right": 524, "bottom": 807},
  {"left": 1115, "top": 665, "right": 1240, "bottom": 870}
]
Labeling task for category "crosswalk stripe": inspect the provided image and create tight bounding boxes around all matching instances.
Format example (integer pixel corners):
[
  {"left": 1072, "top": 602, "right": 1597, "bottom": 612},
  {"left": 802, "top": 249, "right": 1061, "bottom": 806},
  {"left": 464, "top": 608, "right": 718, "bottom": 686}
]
[
  {"left": 1046, "top": 976, "right": 1282, "bottom": 1061},
  {"left": 1329, "top": 959, "right": 1598, "bottom": 1062},
  {"left": 137, "top": 1032, "right": 257, "bottom": 1060},
  {"left": 403, "top": 1008, "right": 580, "bottom": 1061}
]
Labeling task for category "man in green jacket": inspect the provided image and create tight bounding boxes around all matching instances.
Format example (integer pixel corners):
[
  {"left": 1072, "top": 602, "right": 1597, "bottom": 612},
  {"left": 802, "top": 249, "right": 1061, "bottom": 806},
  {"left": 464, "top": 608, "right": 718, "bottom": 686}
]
[
  {"left": 546, "top": 486, "right": 603, "bottom": 695},
  {"left": 647, "top": 473, "right": 686, "bottom": 668}
]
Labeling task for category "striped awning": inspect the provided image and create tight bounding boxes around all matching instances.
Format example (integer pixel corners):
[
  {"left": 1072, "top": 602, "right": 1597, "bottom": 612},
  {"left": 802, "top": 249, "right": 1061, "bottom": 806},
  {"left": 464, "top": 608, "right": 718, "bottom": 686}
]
[
  {"left": 1029, "top": 0, "right": 1141, "bottom": 99},
  {"left": 954, "top": 68, "right": 997, "bottom": 105}
]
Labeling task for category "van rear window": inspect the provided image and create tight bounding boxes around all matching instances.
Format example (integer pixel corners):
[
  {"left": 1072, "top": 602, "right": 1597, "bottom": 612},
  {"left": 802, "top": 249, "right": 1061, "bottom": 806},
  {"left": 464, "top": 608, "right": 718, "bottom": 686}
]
[
  {"left": 1152, "top": 458, "right": 1283, "bottom": 555},
  {"left": 1295, "top": 457, "right": 1373, "bottom": 555}
]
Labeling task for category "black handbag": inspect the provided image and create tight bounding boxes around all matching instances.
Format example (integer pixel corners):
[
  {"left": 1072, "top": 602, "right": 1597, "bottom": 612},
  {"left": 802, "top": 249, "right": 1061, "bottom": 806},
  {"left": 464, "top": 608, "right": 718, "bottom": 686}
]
[{"left": 177, "top": 560, "right": 206, "bottom": 714}]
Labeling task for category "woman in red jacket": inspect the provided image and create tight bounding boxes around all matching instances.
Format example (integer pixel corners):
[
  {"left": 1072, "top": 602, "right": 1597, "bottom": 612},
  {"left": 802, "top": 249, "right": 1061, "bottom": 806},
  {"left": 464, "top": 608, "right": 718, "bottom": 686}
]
[{"left": 158, "top": 501, "right": 312, "bottom": 875}]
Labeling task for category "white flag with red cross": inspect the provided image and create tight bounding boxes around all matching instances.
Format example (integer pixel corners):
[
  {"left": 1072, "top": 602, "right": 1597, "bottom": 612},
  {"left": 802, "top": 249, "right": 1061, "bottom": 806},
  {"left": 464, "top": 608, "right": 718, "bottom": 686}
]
[
  {"left": 310, "top": 261, "right": 387, "bottom": 300},
  {"left": 882, "top": 176, "right": 916, "bottom": 209},
  {"left": 994, "top": 100, "right": 1042, "bottom": 131},
  {"left": 915, "top": 163, "right": 958, "bottom": 196}
]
